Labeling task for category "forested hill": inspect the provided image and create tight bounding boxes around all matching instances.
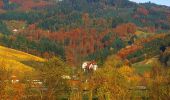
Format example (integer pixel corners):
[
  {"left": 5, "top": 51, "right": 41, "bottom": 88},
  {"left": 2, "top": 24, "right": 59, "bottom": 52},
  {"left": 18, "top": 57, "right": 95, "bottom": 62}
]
[
  {"left": 0, "top": 0, "right": 170, "bottom": 66},
  {"left": 1, "top": 0, "right": 170, "bottom": 30},
  {"left": 0, "top": 0, "right": 169, "bottom": 31}
]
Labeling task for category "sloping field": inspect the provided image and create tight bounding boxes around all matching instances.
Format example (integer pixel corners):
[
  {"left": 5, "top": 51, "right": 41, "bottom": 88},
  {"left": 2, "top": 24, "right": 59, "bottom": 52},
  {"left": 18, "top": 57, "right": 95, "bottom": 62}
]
[
  {"left": 132, "top": 57, "right": 159, "bottom": 74},
  {"left": 0, "top": 45, "right": 45, "bottom": 74}
]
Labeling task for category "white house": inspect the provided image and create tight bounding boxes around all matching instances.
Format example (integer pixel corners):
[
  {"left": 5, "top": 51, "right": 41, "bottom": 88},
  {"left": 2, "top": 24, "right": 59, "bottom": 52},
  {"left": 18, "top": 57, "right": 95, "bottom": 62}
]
[
  {"left": 82, "top": 61, "right": 98, "bottom": 72},
  {"left": 13, "top": 29, "right": 18, "bottom": 32}
]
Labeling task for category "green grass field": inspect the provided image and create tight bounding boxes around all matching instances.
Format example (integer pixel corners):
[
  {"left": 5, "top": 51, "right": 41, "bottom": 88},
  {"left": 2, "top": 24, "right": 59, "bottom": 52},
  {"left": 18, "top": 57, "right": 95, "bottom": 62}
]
[
  {"left": 133, "top": 63, "right": 153, "bottom": 75},
  {"left": 132, "top": 58, "right": 159, "bottom": 74}
]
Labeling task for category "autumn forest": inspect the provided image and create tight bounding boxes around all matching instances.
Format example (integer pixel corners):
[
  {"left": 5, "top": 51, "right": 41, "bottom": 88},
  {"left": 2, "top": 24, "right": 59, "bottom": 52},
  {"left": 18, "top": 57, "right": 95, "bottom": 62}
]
[{"left": 0, "top": 0, "right": 170, "bottom": 99}]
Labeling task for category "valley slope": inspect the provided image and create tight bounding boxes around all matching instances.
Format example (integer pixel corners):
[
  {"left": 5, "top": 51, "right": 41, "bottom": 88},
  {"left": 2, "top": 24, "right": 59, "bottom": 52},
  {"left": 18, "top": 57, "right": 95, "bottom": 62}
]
[
  {"left": 0, "top": 0, "right": 170, "bottom": 66},
  {"left": 0, "top": 45, "right": 45, "bottom": 75}
]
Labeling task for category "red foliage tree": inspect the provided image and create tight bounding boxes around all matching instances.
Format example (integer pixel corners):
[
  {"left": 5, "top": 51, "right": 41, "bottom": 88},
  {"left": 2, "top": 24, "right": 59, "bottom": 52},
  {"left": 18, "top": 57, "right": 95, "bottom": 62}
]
[
  {"left": 0, "top": 1, "right": 3, "bottom": 8},
  {"left": 137, "top": 6, "right": 149, "bottom": 16},
  {"left": 10, "top": 0, "right": 51, "bottom": 10},
  {"left": 19, "top": 22, "right": 116, "bottom": 66},
  {"left": 117, "top": 45, "right": 143, "bottom": 59},
  {"left": 114, "top": 23, "right": 137, "bottom": 39}
]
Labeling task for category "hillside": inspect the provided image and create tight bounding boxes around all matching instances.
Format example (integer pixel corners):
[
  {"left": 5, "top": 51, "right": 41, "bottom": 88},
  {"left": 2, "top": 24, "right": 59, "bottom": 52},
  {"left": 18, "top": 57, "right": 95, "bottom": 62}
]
[
  {"left": 1, "top": 0, "right": 170, "bottom": 99},
  {"left": 0, "top": 45, "right": 45, "bottom": 75},
  {"left": 0, "top": 0, "right": 170, "bottom": 66},
  {"left": 1, "top": 0, "right": 54, "bottom": 10}
]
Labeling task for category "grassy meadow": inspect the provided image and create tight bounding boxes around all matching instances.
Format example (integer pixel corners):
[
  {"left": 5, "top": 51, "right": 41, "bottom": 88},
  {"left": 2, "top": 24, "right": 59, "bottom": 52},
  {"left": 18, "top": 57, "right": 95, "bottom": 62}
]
[{"left": 0, "top": 45, "right": 45, "bottom": 75}]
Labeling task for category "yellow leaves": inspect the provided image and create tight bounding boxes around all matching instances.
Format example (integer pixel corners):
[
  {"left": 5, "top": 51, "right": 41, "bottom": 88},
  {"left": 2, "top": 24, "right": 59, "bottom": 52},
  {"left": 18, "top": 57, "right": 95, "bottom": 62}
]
[
  {"left": 118, "top": 66, "right": 141, "bottom": 84},
  {"left": 0, "top": 33, "right": 3, "bottom": 38},
  {"left": 118, "top": 65, "right": 134, "bottom": 77},
  {"left": 129, "top": 75, "right": 141, "bottom": 84},
  {"left": 0, "top": 58, "right": 33, "bottom": 73},
  {"left": 143, "top": 72, "right": 151, "bottom": 78},
  {"left": 104, "top": 55, "right": 123, "bottom": 68},
  {"left": 155, "top": 76, "right": 165, "bottom": 84}
]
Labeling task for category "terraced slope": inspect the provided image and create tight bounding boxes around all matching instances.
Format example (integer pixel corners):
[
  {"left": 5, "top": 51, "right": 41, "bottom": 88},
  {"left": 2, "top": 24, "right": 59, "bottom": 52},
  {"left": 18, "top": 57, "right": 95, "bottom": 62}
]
[{"left": 0, "top": 45, "right": 45, "bottom": 74}]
